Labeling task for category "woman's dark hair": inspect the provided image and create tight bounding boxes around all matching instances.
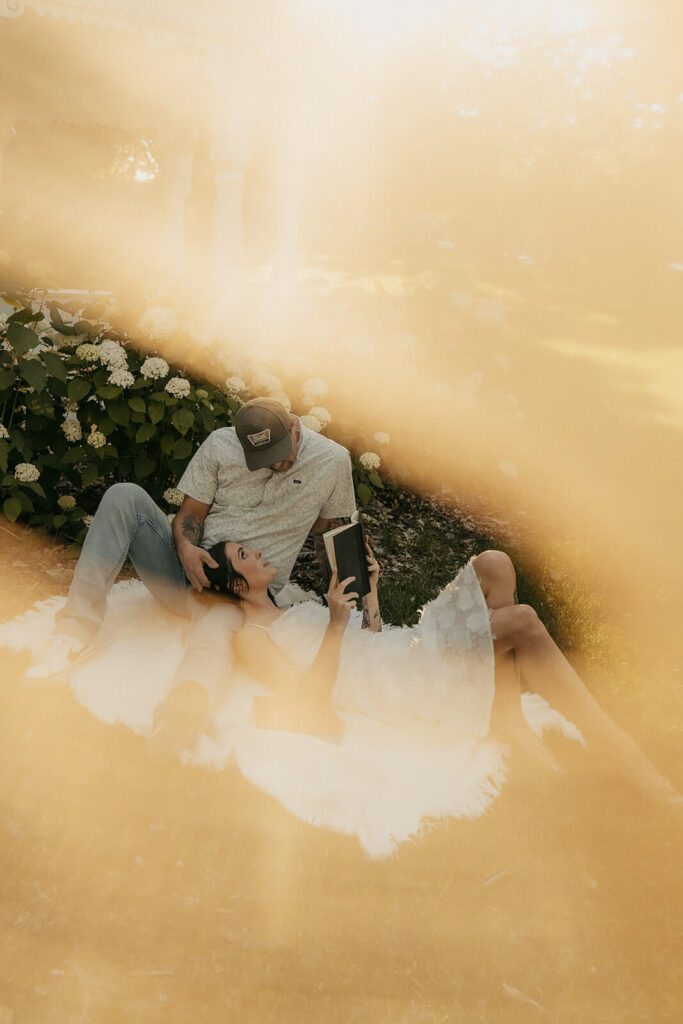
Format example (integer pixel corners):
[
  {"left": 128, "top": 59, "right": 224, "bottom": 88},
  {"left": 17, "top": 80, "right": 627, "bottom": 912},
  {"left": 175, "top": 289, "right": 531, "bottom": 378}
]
[{"left": 204, "top": 542, "right": 248, "bottom": 600}]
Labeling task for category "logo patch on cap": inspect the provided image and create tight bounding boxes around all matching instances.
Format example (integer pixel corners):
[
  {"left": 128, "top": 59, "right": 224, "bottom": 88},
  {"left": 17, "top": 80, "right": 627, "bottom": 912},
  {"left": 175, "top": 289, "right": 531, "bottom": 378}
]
[{"left": 247, "top": 428, "right": 271, "bottom": 447}]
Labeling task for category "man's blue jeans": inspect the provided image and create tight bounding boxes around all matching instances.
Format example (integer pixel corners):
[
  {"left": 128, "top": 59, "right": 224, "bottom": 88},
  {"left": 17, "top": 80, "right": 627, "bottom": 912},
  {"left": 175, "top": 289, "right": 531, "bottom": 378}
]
[{"left": 55, "top": 482, "right": 193, "bottom": 643}]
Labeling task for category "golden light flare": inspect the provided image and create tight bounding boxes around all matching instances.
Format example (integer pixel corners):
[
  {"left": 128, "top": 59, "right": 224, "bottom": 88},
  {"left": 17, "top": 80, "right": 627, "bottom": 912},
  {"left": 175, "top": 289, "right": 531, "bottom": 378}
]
[{"left": 1, "top": 0, "right": 682, "bottom": 1020}]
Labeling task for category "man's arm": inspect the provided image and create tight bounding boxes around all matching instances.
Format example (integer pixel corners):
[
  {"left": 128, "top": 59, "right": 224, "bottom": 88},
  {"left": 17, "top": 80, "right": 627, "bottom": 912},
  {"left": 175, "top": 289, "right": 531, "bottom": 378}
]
[{"left": 172, "top": 496, "right": 218, "bottom": 590}]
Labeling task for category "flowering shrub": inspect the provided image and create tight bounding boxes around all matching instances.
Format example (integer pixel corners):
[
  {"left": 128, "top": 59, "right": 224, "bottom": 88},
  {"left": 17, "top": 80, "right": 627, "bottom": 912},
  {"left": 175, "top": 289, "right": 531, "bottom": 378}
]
[
  {"left": 0, "top": 293, "right": 242, "bottom": 542},
  {"left": 0, "top": 292, "right": 390, "bottom": 542}
]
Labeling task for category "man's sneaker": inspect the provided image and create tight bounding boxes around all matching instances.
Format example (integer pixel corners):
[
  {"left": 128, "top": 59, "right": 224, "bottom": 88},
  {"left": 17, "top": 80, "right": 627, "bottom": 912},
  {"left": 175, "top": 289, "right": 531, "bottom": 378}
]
[{"left": 25, "top": 634, "right": 95, "bottom": 680}]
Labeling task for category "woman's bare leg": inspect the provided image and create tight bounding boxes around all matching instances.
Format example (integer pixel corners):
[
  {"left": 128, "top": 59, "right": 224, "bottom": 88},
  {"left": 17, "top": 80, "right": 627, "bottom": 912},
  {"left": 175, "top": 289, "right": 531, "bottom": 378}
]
[
  {"left": 490, "top": 603, "right": 680, "bottom": 803},
  {"left": 473, "top": 551, "right": 559, "bottom": 768}
]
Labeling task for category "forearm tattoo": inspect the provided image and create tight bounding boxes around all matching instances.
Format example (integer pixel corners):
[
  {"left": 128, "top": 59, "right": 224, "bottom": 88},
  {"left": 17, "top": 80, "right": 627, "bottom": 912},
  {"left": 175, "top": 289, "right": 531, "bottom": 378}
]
[
  {"left": 361, "top": 596, "right": 382, "bottom": 632},
  {"left": 180, "top": 513, "right": 203, "bottom": 546}
]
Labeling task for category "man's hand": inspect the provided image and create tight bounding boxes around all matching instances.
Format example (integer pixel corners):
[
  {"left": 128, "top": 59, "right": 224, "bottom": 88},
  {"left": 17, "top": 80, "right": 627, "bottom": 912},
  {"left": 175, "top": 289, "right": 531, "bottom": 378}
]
[
  {"left": 179, "top": 543, "right": 219, "bottom": 591},
  {"left": 172, "top": 496, "right": 215, "bottom": 589}
]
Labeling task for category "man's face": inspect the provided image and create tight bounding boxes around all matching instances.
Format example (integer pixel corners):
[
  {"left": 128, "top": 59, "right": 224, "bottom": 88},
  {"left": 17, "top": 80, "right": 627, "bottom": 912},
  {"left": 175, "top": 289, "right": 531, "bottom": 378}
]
[{"left": 267, "top": 417, "right": 299, "bottom": 473}]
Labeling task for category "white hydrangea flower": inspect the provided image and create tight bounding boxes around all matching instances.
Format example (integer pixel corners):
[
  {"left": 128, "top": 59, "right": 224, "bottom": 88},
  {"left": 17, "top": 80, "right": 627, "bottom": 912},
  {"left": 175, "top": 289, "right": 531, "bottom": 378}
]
[
  {"left": 225, "top": 376, "right": 246, "bottom": 396},
  {"left": 0, "top": 424, "right": 9, "bottom": 439},
  {"left": 52, "top": 333, "right": 79, "bottom": 350},
  {"left": 359, "top": 451, "right": 380, "bottom": 471},
  {"left": 83, "top": 514, "right": 94, "bottom": 528},
  {"left": 97, "top": 339, "right": 128, "bottom": 368},
  {"left": 249, "top": 368, "right": 282, "bottom": 396},
  {"left": 271, "top": 391, "right": 292, "bottom": 412},
  {"left": 302, "top": 377, "right": 328, "bottom": 406},
  {"left": 107, "top": 368, "right": 135, "bottom": 389},
  {"left": 163, "top": 487, "right": 184, "bottom": 507},
  {"left": 498, "top": 461, "right": 518, "bottom": 479},
  {"left": 165, "top": 377, "right": 191, "bottom": 399},
  {"left": 14, "top": 462, "right": 40, "bottom": 482},
  {"left": 308, "top": 405, "right": 330, "bottom": 428},
  {"left": 75, "top": 343, "right": 101, "bottom": 363},
  {"left": 61, "top": 419, "right": 82, "bottom": 442},
  {"left": 299, "top": 414, "right": 322, "bottom": 432},
  {"left": 87, "top": 431, "right": 106, "bottom": 449},
  {"left": 58, "top": 495, "right": 76, "bottom": 511},
  {"left": 138, "top": 306, "right": 176, "bottom": 342},
  {"left": 374, "top": 431, "right": 390, "bottom": 445},
  {"left": 140, "top": 356, "right": 170, "bottom": 380},
  {"left": 167, "top": 513, "right": 176, "bottom": 523}
]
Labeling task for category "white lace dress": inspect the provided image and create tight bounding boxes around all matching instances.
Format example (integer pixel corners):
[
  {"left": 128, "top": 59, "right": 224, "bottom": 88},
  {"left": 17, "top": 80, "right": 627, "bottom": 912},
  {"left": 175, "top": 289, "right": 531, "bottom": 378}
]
[
  {"left": 0, "top": 559, "right": 582, "bottom": 858},
  {"left": 259, "top": 559, "right": 496, "bottom": 738}
]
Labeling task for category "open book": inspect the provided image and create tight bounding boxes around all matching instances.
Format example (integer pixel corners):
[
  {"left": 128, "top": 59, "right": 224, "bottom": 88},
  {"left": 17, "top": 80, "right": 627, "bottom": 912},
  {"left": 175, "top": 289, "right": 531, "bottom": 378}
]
[{"left": 323, "top": 512, "right": 371, "bottom": 598}]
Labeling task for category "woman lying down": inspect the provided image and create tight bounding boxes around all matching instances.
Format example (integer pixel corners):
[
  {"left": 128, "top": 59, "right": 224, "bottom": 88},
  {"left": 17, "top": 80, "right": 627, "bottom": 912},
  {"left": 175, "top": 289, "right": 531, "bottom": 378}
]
[{"left": 185, "top": 537, "right": 679, "bottom": 809}]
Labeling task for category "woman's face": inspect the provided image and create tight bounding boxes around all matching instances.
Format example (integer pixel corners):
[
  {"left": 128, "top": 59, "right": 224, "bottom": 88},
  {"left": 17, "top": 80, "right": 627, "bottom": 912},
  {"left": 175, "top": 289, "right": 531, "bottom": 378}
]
[{"left": 225, "top": 542, "right": 278, "bottom": 592}]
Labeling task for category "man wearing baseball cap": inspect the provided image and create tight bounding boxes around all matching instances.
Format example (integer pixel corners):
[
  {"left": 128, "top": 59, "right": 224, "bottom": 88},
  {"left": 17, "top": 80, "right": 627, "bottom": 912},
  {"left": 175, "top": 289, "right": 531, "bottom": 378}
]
[
  {"left": 31, "top": 397, "right": 356, "bottom": 747},
  {"left": 172, "top": 397, "right": 356, "bottom": 599}
]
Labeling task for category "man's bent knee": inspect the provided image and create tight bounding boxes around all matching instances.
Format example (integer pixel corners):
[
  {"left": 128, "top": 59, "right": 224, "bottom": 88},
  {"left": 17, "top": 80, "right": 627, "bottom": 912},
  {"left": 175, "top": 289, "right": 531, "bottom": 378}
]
[{"left": 98, "top": 482, "right": 152, "bottom": 513}]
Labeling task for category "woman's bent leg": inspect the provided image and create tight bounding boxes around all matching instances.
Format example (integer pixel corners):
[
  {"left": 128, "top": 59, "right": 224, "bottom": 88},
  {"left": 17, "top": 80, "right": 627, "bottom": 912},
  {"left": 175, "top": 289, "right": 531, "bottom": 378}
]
[{"left": 490, "top": 604, "right": 679, "bottom": 802}]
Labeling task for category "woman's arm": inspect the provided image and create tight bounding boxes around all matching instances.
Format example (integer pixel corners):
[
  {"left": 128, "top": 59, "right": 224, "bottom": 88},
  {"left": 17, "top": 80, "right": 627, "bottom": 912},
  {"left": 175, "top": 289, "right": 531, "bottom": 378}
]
[{"left": 235, "top": 570, "right": 358, "bottom": 700}]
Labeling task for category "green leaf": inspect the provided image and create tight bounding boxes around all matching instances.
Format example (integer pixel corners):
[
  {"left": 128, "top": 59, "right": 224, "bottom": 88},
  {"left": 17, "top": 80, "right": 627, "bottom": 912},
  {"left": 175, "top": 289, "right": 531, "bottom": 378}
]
[
  {"left": 108, "top": 402, "right": 130, "bottom": 427},
  {"left": 198, "top": 406, "right": 215, "bottom": 433},
  {"left": 0, "top": 439, "right": 9, "bottom": 473},
  {"left": 7, "top": 322, "right": 38, "bottom": 356},
  {"left": 19, "top": 492, "right": 35, "bottom": 513},
  {"left": 40, "top": 351, "right": 68, "bottom": 383},
  {"left": 27, "top": 392, "right": 54, "bottom": 417},
  {"left": 368, "top": 471, "right": 384, "bottom": 490},
  {"left": 171, "top": 407, "right": 195, "bottom": 436},
  {"left": 19, "top": 357, "right": 48, "bottom": 393},
  {"left": 7, "top": 307, "right": 40, "bottom": 325},
  {"left": 68, "top": 378, "right": 91, "bottom": 403},
  {"left": 128, "top": 397, "right": 146, "bottom": 414},
  {"left": 97, "top": 385, "right": 122, "bottom": 400},
  {"left": 148, "top": 402, "right": 164, "bottom": 424},
  {"left": 136, "top": 422, "right": 156, "bottom": 443},
  {"left": 0, "top": 367, "right": 15, "bottom": 390},
  {"left": 53, "top": 513, "right": 67, "bottom": 529},
  {"left": 172, "top": 437, "right": 192, "bottom": 461},
  {"left": 98, "top": 417, "right": 115, "bottom": 436},
  {"left": 26, "top": 481, "right": 46, "bottom": 499},
  {"left": 3, "top": 497, "right": 22, "bottom": 523},
  {"left": 357, "top": 482, "right": 373, "bottom": 504},
  {"left": 80, "top": 464, "right": 99, "bottom": 487},
  {"left": 160, "top": 435, "right": 175, "bottom": 455},
  {"left": 62, "top": 445, "right": 86, "bottom": 464},
  {"left": 134, "top": 454, "right": 156, "bottom": 479}
]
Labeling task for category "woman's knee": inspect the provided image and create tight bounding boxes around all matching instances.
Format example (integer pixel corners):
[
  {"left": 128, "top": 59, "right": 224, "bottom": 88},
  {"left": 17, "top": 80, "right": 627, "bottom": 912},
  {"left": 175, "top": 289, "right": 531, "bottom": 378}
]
[
  {"left": 492, "top": 603, "right": 545, "bottom": 651},
  {"left": 511, "top": 604, "right": 546, "bottom": 644},
  {"left": 473, "top": 549, "right": 516, "bottom": 588}
]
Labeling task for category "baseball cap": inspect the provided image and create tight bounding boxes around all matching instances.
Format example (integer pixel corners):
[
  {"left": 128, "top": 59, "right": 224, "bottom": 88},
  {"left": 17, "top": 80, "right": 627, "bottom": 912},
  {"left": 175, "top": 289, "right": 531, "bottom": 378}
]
[{"left": 234, "top": 398, "right": 293, "bottom": 470}]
